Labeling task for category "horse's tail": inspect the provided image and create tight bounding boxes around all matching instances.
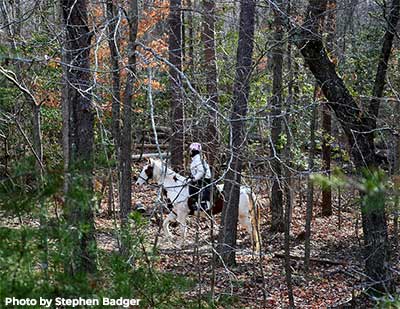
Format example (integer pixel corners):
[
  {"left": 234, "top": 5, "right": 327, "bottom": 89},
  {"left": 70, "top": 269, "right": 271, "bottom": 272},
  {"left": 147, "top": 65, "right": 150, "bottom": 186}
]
[{"left": 248, "top": 191, "right": 262, "bottom": 253}]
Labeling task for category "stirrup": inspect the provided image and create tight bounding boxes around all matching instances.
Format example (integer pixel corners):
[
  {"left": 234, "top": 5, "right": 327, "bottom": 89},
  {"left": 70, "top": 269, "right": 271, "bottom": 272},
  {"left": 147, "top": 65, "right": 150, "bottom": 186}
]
[
  {"left": 192, "top": 202, "right": 199, "bottom": 212},
  {"left": 200, "top": 201, "right": 211, "bottom": 211}
]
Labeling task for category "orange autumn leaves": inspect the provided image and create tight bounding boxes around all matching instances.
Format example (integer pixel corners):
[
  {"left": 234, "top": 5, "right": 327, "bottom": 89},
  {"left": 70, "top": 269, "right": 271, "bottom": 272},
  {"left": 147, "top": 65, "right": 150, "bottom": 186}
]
[
  {"left": 41, "top": 0, "right": 169, "bottom": 110},
  {"left": 96, "top": 0, "right": 169, "bottom": 112},
  {"left": 138, "top": 0, "right": 169, "bottom": 35}
]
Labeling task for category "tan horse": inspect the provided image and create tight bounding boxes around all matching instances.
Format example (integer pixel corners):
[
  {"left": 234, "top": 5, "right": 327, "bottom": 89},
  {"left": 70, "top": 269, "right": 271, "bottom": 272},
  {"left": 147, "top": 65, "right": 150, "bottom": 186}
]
[{"left": 136, "top": 159, "right": 261, "bottom": 252}]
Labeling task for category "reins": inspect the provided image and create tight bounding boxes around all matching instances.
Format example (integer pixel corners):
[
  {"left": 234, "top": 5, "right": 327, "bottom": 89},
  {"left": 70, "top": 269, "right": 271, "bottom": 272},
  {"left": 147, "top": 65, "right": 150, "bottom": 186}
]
[
  {"left": 152, "top": 167, "right": 189, "bottom": 215},
  {"left": 146, "top": 161, "right": 211, "bottom": 216}
]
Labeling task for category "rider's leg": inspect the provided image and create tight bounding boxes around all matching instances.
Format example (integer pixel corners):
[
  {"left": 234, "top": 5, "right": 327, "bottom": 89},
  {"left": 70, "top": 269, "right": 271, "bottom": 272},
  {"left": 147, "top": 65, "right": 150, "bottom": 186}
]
[
  {"left": 189, "top": 182, "right": 200, "bottom": 211},
  {"left": 200, "top": 178, "right": 212, "bottom": 211}
]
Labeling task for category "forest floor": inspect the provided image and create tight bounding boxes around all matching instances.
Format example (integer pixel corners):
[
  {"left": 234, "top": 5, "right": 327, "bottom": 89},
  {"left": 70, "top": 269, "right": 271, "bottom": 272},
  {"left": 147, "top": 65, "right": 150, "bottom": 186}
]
[
  {"left": 2, "top": 169, "right": 398, "bottom": 308},
  {"left": 95, "top": 162, "right": 400, "bottom": 308}
]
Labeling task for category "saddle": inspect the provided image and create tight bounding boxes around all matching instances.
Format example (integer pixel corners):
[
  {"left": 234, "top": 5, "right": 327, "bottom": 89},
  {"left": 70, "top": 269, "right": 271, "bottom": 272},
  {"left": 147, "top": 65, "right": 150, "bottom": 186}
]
[{"left": 188, "top": 185, "right": 224, "bottom": 215}]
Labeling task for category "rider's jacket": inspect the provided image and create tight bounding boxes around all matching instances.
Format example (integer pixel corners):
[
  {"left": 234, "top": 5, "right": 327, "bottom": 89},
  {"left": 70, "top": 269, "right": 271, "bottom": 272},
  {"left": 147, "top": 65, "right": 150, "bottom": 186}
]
[{"left": 190, "top": 154, "right": 211, "bottom": 181}]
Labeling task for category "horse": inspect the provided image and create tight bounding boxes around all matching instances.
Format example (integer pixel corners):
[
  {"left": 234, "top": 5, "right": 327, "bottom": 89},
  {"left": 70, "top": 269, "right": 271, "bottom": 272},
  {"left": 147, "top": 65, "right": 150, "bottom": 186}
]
[{"left": 135, "top": 158, "right": 261, "bottom": 252}]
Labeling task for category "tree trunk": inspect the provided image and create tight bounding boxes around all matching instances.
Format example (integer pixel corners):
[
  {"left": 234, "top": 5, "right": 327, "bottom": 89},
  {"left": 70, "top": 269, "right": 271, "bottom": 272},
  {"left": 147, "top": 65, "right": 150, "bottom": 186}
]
[
  {"left": 284, "top": 170, "right": 295, "bottom": 308},
  {"left": 304, "top": 92, "right": 317, "bottom": 274},
  {"left": 321, "top": 102, "right": 332, "bottom": 216},
  {"left": 61, "top": 0, "right": 96, "bottom": 274},
  {"left": 202, "top": 0, "right": 219, "bottom": 166},
  {"left": 217, "top": 0, "right": 256, "bottom": 266},
  {"left": 32, "top": 103, "right": 43, "bottom": 176},
  {"left": 106, "top": 0, "right": 121, "bottom": 157},
  {"left": 295, "top": 0, "right": 399, "bottom": 291},
  {"left": 270, "top": 0, "right": 285, "bottom": 233},
  {"left": 284, "top": 17, "right": 295, "bottom": 301},
  {"left": 394, "top": 59, "right": 400, "bottom": 248},
  {"left": 321, "top": 0, "right": 335, "bottom": 217},
  {"left": 119, "top": 0, "right": 138, "bottom": 226},
  {"left": 187, "top": 0, "right": 195, "bottom": 70},
  {"left": 169, "top": 0, "right": 184, "bottom": 171}
]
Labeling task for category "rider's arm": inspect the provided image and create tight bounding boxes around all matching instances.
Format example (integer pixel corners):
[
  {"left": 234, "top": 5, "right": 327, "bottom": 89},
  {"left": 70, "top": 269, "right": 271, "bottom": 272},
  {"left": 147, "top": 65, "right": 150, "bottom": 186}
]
[{"left": 192, "top": 167, "right": 205, "bottom": 182}]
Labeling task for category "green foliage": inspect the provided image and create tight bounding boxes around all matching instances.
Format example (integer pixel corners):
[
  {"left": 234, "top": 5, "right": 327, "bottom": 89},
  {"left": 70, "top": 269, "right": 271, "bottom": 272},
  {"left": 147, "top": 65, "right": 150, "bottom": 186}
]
[
  {"left": 96, "top": 217, "right": 194, "bottom": 307},
  {"left": 100, "top": 251, "right": 193, "bottom": 308},
  {"left": 375, "top": 294, "right": 400, "bottom": 308},
  {"left": 311, "top": 167, "right": 348, "bottom": 191},
  {"left": 0, "top": 157, "right": 62, "bottom": 215},
  {"left": 0, "top": 157, "right": 193, "bottom": 308},
  {"left": 0, "top": 82, "right": 17, "bottom": 111},
  {"left": 312, "top": 168, "right": 390, "bottom": 214},
  {"left": 339, "top": 23, "right": 385, "bottom": 97},
  {"left": 359, "top": 169, "right": 387, "bottom": 214},
  {"left": 41, "top": 107, "right": 63, "bottom": 167}
]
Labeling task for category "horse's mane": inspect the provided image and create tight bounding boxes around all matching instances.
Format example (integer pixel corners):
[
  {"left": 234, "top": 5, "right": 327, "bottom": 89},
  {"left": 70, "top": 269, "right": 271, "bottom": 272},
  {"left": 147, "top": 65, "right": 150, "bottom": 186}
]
[{"left": 152, "top": 159, "right": 187, "bottom": 183}]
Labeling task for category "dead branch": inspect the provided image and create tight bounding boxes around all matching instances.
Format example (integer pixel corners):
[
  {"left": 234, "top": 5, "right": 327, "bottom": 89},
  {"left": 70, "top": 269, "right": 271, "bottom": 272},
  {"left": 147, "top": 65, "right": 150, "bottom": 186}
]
[{"left": 274, "top": 253, "right": 347, "bottom": 266}]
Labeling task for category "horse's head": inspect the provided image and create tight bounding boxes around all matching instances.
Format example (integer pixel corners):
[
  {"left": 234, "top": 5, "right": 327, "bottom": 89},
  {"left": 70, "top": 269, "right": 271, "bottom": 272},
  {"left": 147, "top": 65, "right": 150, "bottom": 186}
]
[
  {"left": 136, "top": 158, "right": 165, "bottom": 185},
  {"left": 136, "top": 159, "right": 155, "bottom": 185}
]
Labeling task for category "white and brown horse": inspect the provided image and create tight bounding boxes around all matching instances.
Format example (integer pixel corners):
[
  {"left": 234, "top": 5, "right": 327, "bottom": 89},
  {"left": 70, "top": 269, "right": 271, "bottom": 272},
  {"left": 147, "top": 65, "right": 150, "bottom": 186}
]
[{"left": 136, "top": 159, "right": 261, "bottom": 251}]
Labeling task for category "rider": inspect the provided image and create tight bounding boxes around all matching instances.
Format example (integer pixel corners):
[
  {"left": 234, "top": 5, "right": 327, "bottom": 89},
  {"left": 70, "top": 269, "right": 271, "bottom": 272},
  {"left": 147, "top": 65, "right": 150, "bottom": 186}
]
[{"left": 188, "top": 142, "right": 212, "bottom": 211}]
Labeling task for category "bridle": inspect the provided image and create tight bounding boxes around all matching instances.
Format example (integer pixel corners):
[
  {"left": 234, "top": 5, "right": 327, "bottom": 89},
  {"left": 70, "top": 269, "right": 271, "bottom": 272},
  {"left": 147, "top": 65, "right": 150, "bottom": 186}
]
[
  {"left": 138, "top": 164, "right": 154, "bottom": 183},
  {"left": 138, "top": 174, "right": 150, "bottom": 183}
]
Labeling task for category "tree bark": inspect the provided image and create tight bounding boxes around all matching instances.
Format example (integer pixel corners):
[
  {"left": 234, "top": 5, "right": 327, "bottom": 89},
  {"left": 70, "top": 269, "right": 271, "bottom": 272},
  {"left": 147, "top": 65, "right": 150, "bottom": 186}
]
[
  {"left": 169, "top": 0, "right": 184, "bottom": 171},
  {"left": 321, "top": 0, "right": 335, "bottom": 217},
  {"left": 61, "top": 0, "right": 96, "bottom": 274},
  {"left": 217, "top": 0, "right": 256, "bottom": 266},
  {"left": 296, "top": 0, "right": 399, "bottom": 291},
  {"left": 202, "top": 0, "right": 219, "bottom": 166},
  {"left": 32, "top": 103, "right": 43, "bottom": 176},
  {"left": 394, "top": 59, "right": 400, "bottom": 248},
  {"left": 304, "top": 92, "right": 317, "bottom": 274},
  {"left": 284, "top": 23, "right": 295, "bottom": 302},
  {"left": 106, "top": 0, "right": 121, "bottom": 156},
  {"left": 119, "top": 0, "right": 138, "bottom": 226},
  {"left": 321, "top": 102, "right": 332, "bottom": 216},
  {"left": 270, "top": 0, "right": 285, "bottom": 233},
  {"left": 187, "top": 0, "right": 195, "bottom": 70}
]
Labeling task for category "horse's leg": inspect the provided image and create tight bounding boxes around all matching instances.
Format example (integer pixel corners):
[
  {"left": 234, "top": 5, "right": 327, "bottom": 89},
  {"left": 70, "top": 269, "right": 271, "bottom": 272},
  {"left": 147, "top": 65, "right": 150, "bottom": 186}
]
[
  {"left": 238, "top": 209, "right": 252, "bottom": 239},
  {"left": 175, "top": 203, "right": 189, "bottom": 247},
  {"left": 239, "top": 192, "right": 261, "bottom": 253},
  {"left": 163, "top": 212, "right": 176, "bottom": 239}
]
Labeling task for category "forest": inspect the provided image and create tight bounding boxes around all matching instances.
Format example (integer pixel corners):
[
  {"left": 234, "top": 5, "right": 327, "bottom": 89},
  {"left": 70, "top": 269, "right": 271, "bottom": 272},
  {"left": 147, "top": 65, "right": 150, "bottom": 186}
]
[{"left": 0, "top": 0, "right": 399, "bottom": 307}]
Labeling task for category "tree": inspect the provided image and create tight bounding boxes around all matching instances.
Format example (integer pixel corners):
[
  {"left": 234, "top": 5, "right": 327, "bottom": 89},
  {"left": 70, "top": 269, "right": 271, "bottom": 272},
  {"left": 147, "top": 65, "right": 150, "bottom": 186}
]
[
  {"left": 321, "top": 101, "right": 332, "bottom": 216},
  {"left": 61, "top": 0, "right": 96, "bottom": 274},
  {"left": 296, "top": 0, "right": 400, "bottom": 291},
  {"left": 270, "top": 0, "right": 285, "bottom": 232},
  {"left": 217, "top": 0, "right": 256, "bottom": 266},
  {"left": 202, "top": 0, "right": 219, "bottom": 166},
  {"left": 106, "top": 0, "right": 121, "bottom": 156},
  {"left": 304, "top": 89, "right": 317, "bottom": 273},
  {"left": 320, "top": 0, "right": 336, "bottom": 217},
  {"left": 169, "top": 0, "right": 184, "bottom": 171},
  {"left": 120, "top": 0, "right": 139, "bottom": 228}
]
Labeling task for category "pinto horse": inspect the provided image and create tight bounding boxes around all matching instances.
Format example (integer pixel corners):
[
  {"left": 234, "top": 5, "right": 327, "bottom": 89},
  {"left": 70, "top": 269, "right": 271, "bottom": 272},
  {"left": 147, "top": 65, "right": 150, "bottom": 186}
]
[{"left": 136, "top": 159, "right": 261, "bottom": 252}]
